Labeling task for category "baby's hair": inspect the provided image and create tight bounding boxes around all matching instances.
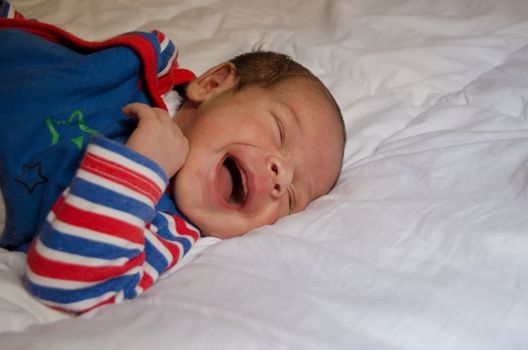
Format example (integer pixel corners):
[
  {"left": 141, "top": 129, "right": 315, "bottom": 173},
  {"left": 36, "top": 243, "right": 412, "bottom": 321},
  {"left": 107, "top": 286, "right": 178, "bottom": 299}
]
[{"left": 229, "top": 50, "right": 346, "bottom": 147}]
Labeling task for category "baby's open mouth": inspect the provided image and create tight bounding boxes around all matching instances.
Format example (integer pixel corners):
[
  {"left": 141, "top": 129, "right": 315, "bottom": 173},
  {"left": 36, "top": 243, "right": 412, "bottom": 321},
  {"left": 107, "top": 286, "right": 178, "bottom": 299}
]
[{"left": 221, "top": 156, "right": 247, "bottom": 206}]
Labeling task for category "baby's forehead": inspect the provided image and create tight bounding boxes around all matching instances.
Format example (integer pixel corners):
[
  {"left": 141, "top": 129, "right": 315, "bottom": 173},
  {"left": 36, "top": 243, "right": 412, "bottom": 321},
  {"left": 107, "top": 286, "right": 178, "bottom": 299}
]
[{"left": 280, "top": 78, "right": 341, "bottom": 120}]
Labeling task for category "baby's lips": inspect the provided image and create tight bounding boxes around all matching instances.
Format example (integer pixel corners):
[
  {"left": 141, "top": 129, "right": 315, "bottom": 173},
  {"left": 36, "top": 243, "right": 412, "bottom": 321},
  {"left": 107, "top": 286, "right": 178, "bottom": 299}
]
[
  {"left": 216, "top": 146, "right": 269, "bottom": 213},
  {"left": 214, "top": 154, "right": 248, "bottom": 210}
]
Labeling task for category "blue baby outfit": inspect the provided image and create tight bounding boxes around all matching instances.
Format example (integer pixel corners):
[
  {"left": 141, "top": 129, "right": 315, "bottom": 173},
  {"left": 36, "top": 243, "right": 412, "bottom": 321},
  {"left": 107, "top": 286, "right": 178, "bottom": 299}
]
[{"left": 0, "top": 20, "right": 195, "bottom": 251}]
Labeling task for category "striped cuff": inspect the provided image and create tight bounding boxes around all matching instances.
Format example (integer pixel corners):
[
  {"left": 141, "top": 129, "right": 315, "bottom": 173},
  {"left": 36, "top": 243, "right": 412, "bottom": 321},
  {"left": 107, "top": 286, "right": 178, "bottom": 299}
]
[{"left": 81, "top": 135, "right": 169, "bottom": 208}]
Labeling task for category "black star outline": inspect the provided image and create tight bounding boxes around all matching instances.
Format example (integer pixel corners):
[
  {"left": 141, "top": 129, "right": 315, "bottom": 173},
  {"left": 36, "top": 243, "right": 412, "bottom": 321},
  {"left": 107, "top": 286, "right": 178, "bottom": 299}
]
[{"left": 15, "top": 162, "right": 48, "bottom": 194}]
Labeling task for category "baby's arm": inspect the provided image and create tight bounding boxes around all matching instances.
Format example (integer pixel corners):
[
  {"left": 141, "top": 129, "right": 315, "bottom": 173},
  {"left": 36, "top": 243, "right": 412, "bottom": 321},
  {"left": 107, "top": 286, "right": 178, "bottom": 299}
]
[{"left": 25, "top": 109, "right": 198, "bottom": 313}]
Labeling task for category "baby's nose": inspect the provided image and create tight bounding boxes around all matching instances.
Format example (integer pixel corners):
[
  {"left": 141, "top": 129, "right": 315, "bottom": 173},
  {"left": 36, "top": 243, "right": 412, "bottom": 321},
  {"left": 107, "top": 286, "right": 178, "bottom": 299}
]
[{"left": 268, "top": 155, "right": 293, "bottom": 198}]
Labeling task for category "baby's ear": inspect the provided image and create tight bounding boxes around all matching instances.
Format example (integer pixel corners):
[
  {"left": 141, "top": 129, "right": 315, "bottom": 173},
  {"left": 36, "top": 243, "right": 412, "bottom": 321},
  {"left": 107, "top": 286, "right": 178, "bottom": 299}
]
[{"left": 186, "top": 62, "right": 238, "bottom": 104}]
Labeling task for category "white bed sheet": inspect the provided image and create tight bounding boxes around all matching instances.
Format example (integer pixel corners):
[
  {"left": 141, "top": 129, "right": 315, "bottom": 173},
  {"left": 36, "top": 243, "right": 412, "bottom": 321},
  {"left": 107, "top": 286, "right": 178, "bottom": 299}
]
[{"left": 2, "top": 0, "right": 528, "bottom": 349}]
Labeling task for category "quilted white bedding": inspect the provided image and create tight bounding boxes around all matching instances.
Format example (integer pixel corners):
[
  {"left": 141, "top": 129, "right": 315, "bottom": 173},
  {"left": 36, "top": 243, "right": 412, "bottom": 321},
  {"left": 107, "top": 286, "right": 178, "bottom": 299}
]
[{"left": 2, "top": 0, "right": 528, "bottom": 349}]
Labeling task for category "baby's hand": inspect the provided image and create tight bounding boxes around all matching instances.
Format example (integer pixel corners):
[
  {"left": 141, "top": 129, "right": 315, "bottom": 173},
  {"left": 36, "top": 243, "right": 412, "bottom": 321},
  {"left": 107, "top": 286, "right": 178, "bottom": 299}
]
[{"left": 123, "top": 103, "right": 188, "bottom": 178}]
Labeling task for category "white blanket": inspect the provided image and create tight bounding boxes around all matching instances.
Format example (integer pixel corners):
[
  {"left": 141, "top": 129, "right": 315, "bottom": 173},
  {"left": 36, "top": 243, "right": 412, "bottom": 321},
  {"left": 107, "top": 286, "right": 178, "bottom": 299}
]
[{"left": 2, "top": 0, "right": 528, "bottom": 349}]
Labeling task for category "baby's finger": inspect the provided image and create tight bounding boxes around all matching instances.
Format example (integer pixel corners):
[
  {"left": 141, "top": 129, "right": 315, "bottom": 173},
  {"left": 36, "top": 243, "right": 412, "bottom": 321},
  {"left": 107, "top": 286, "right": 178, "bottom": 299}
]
[{"left": 122, "top": 103, "right": 156, "bottom": 120}]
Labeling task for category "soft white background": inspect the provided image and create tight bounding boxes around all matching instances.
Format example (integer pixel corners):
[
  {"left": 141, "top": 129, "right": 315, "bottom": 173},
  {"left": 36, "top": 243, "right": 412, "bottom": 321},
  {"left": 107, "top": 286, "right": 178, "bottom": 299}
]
[{"left": 1, "top": 1, "right": 528, "bottom": 349}]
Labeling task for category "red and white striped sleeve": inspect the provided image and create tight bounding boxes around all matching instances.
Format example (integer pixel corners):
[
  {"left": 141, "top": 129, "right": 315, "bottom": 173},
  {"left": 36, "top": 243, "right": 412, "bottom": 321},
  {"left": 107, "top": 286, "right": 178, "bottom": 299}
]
[{"left": 25, "top": 135, "right": 199, "bottom": 313}]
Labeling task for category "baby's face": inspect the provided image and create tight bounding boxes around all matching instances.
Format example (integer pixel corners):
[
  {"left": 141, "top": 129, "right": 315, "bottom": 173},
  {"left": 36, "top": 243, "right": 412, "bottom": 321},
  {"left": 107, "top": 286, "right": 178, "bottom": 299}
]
[{"left": 173, "top": 79, "right": 343, "bottom": 238}]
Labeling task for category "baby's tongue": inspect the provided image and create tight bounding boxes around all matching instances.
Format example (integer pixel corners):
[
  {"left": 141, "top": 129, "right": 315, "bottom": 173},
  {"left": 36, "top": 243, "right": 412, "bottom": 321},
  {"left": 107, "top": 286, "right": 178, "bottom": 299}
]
[{"left": 219, "top": 163, "right": 233, "bottom": 202}]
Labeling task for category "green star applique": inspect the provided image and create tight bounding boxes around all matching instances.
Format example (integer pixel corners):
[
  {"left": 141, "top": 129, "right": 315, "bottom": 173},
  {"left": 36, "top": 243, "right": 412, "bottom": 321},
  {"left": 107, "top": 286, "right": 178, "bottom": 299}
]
[{"left": 46, "top": 110, "right": 98, "bottom": 150}]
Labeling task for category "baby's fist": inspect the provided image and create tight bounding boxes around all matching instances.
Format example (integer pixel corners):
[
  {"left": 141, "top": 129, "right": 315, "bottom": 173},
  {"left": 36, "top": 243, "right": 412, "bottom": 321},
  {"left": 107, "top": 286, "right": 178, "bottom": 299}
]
[{"left": 123, "top": 103, "right": 188, "bottom": 178}]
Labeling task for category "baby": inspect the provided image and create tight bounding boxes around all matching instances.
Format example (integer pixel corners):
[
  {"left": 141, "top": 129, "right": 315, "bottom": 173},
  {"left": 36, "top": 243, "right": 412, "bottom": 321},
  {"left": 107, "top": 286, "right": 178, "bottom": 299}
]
[
  {"left": 128, "top": 54, "right": 346, "bottom": 238},
  {"left": 0, "top": 4, "right": 345, "bottom": 313}
]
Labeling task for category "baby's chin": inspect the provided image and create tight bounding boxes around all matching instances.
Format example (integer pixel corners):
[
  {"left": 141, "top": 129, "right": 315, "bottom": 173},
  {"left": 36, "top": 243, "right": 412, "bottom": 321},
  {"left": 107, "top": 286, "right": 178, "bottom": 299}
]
[
  {"left": 192, "top": 217, "right": 251, "bottom": 239},
  {"left": 171, "top": 174, "right": 286, "bottom": 240},
  {"left": 172, "top": 198, "right": 237, "bottom": 239}
]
